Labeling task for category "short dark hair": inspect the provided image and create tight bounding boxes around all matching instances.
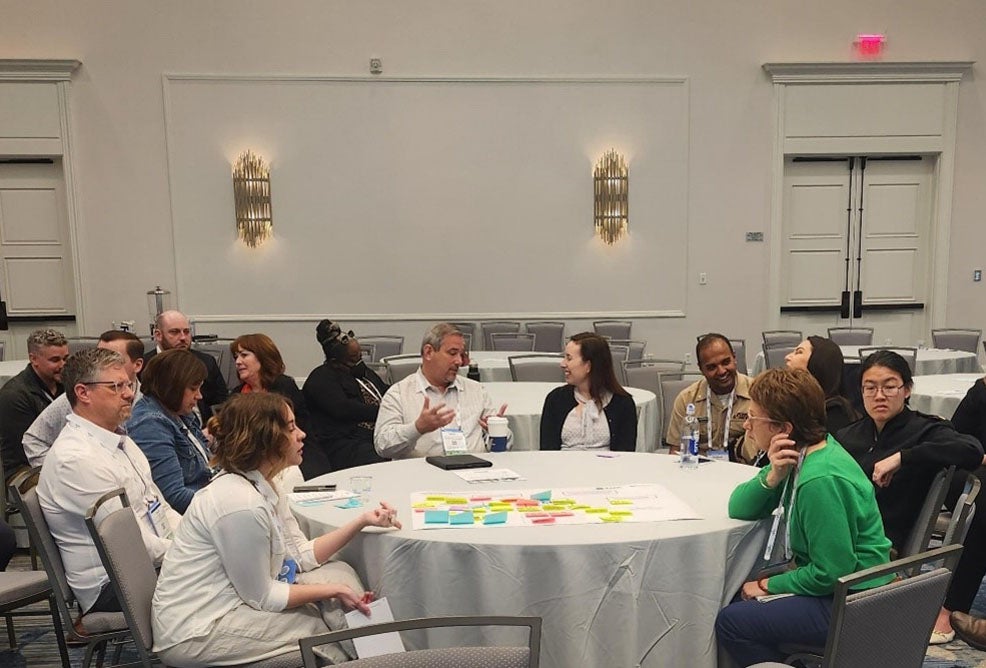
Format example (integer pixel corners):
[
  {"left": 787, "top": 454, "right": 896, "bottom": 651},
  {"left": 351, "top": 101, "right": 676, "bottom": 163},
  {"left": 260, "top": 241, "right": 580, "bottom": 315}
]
[
  {"left": 859, "top": 349, "right": 914, "bottom": 389},
  {"left": 696, "top": 333, "right": 734, "bottom": 364},
  {"left": 141, "top": 349, "right": 207, "bottom": 412},
  {"left": 98, "top": 330, "right": 144, "bottom": 362},
  {"left": 750, "top": 368, "right": 827, "bottom": 448},
  {"left": 230, "top": 334, "right": 285, "bottom": 389},
  {"left": 208, "top": 393, "right": 294, "bottom": 476},
  {"left": 62, "top": 348, "right": 125, "bottom": 407},
  {"left": 569, "top": 332, "right": 629, "bottom": 401}
]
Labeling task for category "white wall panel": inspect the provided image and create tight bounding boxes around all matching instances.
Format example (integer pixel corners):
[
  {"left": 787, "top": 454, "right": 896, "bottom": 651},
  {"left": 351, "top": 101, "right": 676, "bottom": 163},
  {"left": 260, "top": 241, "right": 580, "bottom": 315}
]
[{"left": 0, "top": 83, "right": 61, "bottom": 139}]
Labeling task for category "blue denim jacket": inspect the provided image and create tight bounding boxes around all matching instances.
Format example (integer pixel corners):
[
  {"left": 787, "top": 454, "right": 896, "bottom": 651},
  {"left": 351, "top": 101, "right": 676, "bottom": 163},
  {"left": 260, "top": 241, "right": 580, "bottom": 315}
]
[{"left": 126, "top": 395, "right": 212, "bottom": 513}]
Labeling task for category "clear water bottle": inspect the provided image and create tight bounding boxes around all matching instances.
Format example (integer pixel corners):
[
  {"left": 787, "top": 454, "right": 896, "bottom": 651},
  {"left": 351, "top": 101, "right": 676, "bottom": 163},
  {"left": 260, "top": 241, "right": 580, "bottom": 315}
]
[{"left": 680, "top": 403, "right": 699, "bottom": 469}]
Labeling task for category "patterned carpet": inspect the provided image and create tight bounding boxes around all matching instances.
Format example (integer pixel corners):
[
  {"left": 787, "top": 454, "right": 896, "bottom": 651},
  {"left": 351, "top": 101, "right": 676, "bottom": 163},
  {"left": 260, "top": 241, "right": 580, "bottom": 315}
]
[{"left": 1, "top": 550, "right": 986, "bottom": 667}]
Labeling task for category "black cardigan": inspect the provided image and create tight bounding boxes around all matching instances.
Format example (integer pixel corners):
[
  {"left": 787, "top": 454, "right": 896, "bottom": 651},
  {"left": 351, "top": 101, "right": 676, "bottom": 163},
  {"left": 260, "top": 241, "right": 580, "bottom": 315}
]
[
  {"left": 951, "top": 378, "right": 986, "bottom": 449},
  {"left": 539, "top": 385, "right": 637, "bottom": 451}
]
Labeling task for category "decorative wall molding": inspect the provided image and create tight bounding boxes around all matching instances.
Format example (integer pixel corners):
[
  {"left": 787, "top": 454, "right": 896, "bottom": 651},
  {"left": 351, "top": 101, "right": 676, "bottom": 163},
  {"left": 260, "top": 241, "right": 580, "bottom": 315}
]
[
  {"left": 0, "top": 59, "right": 81, "bottom": 81},
  {"left": 189, "top": 311, "right": 686, "bottom": 324},
  {"left": 762, "top": 61, "right": 973, "bottom": 84}
]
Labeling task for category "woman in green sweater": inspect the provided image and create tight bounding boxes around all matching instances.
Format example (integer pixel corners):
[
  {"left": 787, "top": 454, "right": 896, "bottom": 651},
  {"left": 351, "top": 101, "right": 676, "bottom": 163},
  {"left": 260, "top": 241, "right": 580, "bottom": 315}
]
[{"left": 715, "top": 368, "right": 892, "bottom": 667}]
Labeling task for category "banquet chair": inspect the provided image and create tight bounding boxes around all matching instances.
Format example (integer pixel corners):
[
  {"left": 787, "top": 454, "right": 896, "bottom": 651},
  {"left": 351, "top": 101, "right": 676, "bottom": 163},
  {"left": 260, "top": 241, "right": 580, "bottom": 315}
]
[
  {"left": 0, "top": 341, "right": 4, "bottom": 360},
  {"left": 508, "top": 354, "right": 564, "bottom": 383},
  {"left": 624, "top": 360, "right": 686, "bottom": 450},
  {"left": 900, "top": 466, "right": 955, "bottom": 561},
  {"left": 593, "top": 320, "right": 631, "bottom": 340},
  {"left": 761, "top": 330, "right": 802, "bottom": 347},
  {"left": 931, "top": 328, "right": 982, "bottom": 353},
  {"left": 524, "top": 322, "right": 564, "bottom": 352},
  {"left": 192, "top": 339, "right": 239, "bottom": 390},
  {"left": 490, "top": 333, "right": 536, "bottom": 352},
  {"left": 450, "top": 322, "right": 477, "bottom": 341},
  {"left": 298, "top": 615, "right": 542, "bottom": 668},
  {"left": 360, "top": 344, "right": 376, "bottom": 364},
  {"left": 610, "top": 345, "right": 630, "bottom": 385},
  {"left": 780, "top": 544, "right": 962, "bottom": 668},
  {"left": 360, "top": 336, "right": 404, "bottom": 362},
  {"left": 608, "top": 340, "right": 646, "bottom": 361},
  {"left": 66, "top": 337, "right": 100, "bottom": 356},
  {"left": 480, "top": 322, "right": 521, "bottom": 350},
  {"left": 85, "top": 489, "right": 302, "bottom": 668},
  {"left": 935, "top": 471, "right": 981, "bottom": 549},
  {"left": 659, "top": 374, "right": 702, "bottom": 447},
  {"left": 383, "top": 354, "right": 421, "bottom": 384},
  {"left": 762, "top": 343, "right": 795, "bottom": 370},
  {"left": 857, "top": 347, "right": 917, "bottom": 375},
  {"left": 10, "top": 482, "right": 130, "bottom": 668},
  {"left": 827, "top": 327, "right": 874, "bottom": 346}
]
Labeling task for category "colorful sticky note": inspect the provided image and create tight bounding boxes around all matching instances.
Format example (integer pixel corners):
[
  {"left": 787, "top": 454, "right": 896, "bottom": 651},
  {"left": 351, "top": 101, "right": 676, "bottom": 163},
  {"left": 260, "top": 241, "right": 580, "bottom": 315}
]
[
  {"left": 424, "top": 510, "right": 450, "bottom": 524},
  {"left": 571, "top": 505, "right": 591, "bottom": 510},
  {"left": 609, "top": 499, "right": 633, "bottom": 505},
  {"left": 553, "top": 499, "right": 576, "bottom": 505},
  {"left": 549, "top": 511, "right": 574, "bottom": 517},
  {"left": 450, "top": 511, "right": 475, "bottom": 525},
  {"left": 335, "top": 498, "right": 362, "bottom": 509},
  {"left": 445, "top": 497, "right": 469, "bottom": 505},
  {"left": 514, "top": 499, "right": 540, "bottom": 507},
  {"left": 483, "top": 511, "right": 508, "bottom": 525},
  {"left": 412, "top": 502, "right": 437, "bottom": 509},
  {"left": 531, "top": 517, "right": 556, "bottom": 525},
  {"left": 584, "top": 507, "right": 608, "bottom": 514},
  {"left": 425, "top": 495, "right": 447, "bottom": 502},
  {"left": 530, "top": 490, "right": 552, "bottom": 502},
  {"left": 609, "top": 510, "right": 633, "bottom": 516},
  {"left": 599, "top": 514, "right": 624, "bottom": 523},
  {"left": 469, "top": 496, "right": 492, "bottom": 502},
  {"left": 516, "top": 507, "right": 542, "bottom": 513},
  {"left": 542, "top": 504, "right": 565, "bottom": 511}
]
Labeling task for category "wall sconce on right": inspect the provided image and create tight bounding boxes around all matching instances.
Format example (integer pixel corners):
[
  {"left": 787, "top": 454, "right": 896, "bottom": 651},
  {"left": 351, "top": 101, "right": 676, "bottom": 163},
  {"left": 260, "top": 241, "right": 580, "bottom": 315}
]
[{"left": 594, "top": 149, "right": 628, "bottom": 244}]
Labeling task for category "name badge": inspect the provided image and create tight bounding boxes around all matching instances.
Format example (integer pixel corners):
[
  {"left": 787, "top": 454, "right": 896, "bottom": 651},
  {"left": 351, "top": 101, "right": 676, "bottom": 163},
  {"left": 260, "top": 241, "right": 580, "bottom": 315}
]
[
  {"left": 440, "top": 427, "right": 468, "bottom": 455},
  {"left": 147, "top": 498, "right": 174, "bottom": 540},
  {"left": 707, "top": 449, "right": 729, "bottom": 462},
  {"left": 278, "top": 558, "right": 298, "bottom": 584}
]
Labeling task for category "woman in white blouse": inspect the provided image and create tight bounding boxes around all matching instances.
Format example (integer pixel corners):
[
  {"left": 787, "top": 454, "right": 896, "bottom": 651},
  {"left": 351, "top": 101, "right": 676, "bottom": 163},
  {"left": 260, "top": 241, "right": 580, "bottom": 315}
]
[
  {"left": 539, "top": 332, "right": 637, "bottom": 451},
  {"left": 151, "top": 392, "right": 400, "bottom": 667}
]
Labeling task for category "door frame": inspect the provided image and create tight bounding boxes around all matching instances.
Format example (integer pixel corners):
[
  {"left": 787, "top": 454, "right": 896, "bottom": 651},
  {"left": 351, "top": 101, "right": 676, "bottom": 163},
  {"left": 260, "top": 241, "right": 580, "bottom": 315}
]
[{"left": 763, "top": 61, "right": 971, "bottom": 334}]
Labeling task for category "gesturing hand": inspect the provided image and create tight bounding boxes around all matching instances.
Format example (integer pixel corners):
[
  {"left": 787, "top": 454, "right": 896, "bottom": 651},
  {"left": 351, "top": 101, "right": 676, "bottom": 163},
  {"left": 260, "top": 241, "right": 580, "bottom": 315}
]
[
  {"left": 363, "top": 502, "right": 402, "bottom": 530},
  {"left": 479, "top": 403, "right": 508, "bottom": 431},
  {"left": 414, "top": 397, "right": 456, "bottom": 434}
]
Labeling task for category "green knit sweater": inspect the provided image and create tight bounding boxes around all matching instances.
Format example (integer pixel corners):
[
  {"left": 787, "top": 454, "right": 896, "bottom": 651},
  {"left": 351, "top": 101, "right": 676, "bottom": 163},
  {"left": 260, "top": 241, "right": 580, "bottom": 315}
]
[{"left": 728, "top": 435, "right": 893, "bottom": 596}]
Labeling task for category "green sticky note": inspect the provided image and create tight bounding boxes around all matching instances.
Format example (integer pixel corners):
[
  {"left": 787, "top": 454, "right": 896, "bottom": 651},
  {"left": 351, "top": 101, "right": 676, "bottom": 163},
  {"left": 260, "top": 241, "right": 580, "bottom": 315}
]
[
  {"left": 450, "top": 511, "right": 475, "bottom": 525},
  {"left": 483, "top": 511, "right": 508, "bottom": 525},
  {"left": 424, "top": 510, "right": 449, "bottom": 524}
]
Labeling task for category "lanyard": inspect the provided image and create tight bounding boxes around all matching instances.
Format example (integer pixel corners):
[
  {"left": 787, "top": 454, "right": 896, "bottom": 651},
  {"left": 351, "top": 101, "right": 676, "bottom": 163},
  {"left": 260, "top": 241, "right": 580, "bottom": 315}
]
[
  {"left": 763, "top": 448, "right": 806, "bottom": 561},
  {"left": 356, "top": 377, "right": 383, "bottom": 403},
  {"left": 180, "top": 423, "right": 212, "bottom": 466},
  {"left": 705, "top": 385, "right": 735, "bottom": 451}
]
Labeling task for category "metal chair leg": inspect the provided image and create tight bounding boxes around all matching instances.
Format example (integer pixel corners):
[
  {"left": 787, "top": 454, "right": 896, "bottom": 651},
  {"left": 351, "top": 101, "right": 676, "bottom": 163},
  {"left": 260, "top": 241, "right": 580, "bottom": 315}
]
[
  {"left": 4, "top": 613, "right": 14, "bottom": 648},
  {"left": 47, "top": 594, "right": 71, "bottom": 668}
]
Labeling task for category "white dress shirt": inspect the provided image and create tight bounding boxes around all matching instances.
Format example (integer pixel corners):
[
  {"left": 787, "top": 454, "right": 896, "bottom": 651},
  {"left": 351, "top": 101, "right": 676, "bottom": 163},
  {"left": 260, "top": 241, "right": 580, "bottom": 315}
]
[
  {"left": 152, "top": 470, "right": 296, "bottom": 652},
  {"left": 37, "top": 412, "right": 178, "bottom": 612},
  {"left": 374, "top": 370, "right": 507, "bottom": 458}
]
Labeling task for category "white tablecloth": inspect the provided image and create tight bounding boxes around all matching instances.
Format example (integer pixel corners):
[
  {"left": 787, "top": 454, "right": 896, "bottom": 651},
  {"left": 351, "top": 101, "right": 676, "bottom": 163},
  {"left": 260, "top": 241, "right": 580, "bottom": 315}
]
[
  {"left": 752, "top": 346, "right": 980, "bottom": 377},
  {"left": 910, "top": 373, "right": 981, "bottom": 419},
  {"left": 482, "top": 381, "right": 659, "bottom": 453},
  {"left": 0, "top": 360, "right": 27, "bottom": 388},
  {"left": 293, "top": 451, "right": 767, "bottom": 668},
  {"left": 464, "top": 351, "right": 532, "bottom": 382}
]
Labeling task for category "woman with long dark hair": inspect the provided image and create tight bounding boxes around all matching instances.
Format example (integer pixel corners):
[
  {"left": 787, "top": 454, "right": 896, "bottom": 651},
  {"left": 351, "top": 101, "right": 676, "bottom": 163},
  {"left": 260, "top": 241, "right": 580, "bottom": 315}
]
[{"left": 784, "top": 335, "right": 858, "bottom": 434}]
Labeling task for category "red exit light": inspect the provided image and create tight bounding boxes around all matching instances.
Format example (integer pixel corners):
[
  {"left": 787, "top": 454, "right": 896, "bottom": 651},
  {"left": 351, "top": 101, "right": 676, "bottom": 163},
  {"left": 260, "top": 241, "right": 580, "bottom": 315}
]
[{"left": 855, "top": 34, "right": 886, "bottom": 57}]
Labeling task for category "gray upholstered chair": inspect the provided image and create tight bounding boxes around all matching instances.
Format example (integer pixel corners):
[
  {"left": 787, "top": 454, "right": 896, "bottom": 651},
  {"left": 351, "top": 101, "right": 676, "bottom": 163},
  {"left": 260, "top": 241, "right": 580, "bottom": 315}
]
[
  {"left": 935, "top": 471, "right": 981, "bottom": 548},
  {"left": 900, "top": 466, "right": 955, "bottom": 561},
  {"left": 490, "top": 333, "right": 536, "bottom": 352},
  {"left": 11, "top": 482, "right": 130, "bottom": 668},
  {"left": 66, "top": 337, "right": 100, "bottom": 356},
  {"left": 360, "top": 336, "right": 405, "bottom": 362},
  {"left": 85, "top": 489, "right": 303, "bottom": 668},
  {"left": 624, "top": 360, "right": 686, "bottom": 450},
  {"left": 298, "top": 615, "right": 541, "bottom": 668},
  {"left": 524, "top": 322, "right": 564, "bottom": 353},
  {"left": 827, "top": 327, "right": 874, "bottom": 346},
  {"left": 781, "top": 544, "right": 962, "bottom": 668},
  {"left": 761, "top": 330, "right": 802, "bottom": 347},
  {"left": 762, "top": 343, "right": 795, "bottom": 370},
  {"left": 0, "top": 568, "right": 68, "bottom": 665},
  {"left": 857, "top": 347, "right": 917, "bottom": 375},
  {"left": 450, "top": 322, "right": 477, "bottom": 341},
  {"left": 609, "top": 345, "right": 630, "bottom": 385},
  {"left": 593, "top": 320, "right": 632, "bottom": 340},
  {"left": 383, "top": 354, "right": 422, "bottom": 385},
  {"left": 729, "top": 339, "right": 748, "bottom": 375},
  {"left": 608, "top": 340, "right": 646, "bottom": 361},
  {"left": 481, "top": 322, "right": 521, "bottom": 350},
  {"left": 508, "top": 354, "right": 565, "bottom": 383},
  {"left": 659, "top": 374, "right": 701, "bottom": 448},
  {"left": 931, "top": 328, "right": 982, "bottom": 353},
  {"left": 193, "top": 339, "right": 239, "bottom": 390}
]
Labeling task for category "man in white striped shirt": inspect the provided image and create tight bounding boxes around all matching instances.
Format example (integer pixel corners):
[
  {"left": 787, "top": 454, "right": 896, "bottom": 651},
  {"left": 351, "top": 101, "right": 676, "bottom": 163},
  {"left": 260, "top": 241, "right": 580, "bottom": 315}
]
[{"left": 374, "top": 323, "right": 509, "bottom": 458}]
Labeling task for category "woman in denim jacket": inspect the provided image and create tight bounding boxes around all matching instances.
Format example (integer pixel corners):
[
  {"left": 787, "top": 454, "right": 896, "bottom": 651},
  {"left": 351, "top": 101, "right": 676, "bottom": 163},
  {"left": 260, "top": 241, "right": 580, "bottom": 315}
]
[{"left": 127, "top": 349, "right": 212, "bottom": 513}]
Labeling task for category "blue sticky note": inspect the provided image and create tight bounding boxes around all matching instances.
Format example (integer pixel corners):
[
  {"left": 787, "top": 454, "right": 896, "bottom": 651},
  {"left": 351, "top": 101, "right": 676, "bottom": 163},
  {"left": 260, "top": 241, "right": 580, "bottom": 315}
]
[
  {"left": 450, "top": 511, "right": 475, "bottom": 525},
  {"left": 483, "top": 511, "right": 508, "bottom": 525},
  {"left": 530, "top": 490, "right": 552, "bottom": 502},
  {"left": 424, "top": 510, "right": 450, "bottom": 524},
  {"left": 335, "top": 497, "right": 362, "bottom": 509}
]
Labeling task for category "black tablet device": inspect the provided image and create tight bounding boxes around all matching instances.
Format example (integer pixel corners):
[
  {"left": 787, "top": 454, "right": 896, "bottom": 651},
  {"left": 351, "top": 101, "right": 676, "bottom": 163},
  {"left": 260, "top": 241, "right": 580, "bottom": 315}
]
[{"left": 425, "top": 454, "right": 494, "bottom": 470}]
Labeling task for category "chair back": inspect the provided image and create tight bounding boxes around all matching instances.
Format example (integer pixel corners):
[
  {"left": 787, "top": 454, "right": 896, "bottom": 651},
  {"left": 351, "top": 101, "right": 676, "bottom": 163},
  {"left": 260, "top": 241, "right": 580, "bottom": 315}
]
[
  {"left": 508, "top": 355, "right": 565, "bottom": 383},
  {"left": 85, "top": 489, "right": 158, "bottom": 665},
  {"left": 624, "top": 360, "right": 685, "bottom": 450},
  {"left": 659, "top": 375, "right": 699, "bottom": 445},
  {"left": 608, "top": 340, "right": 646, "bottom": 361},
  {"left": 857, "top": 347, "right": 917, "bottom": 375},
  {"left": 524, "top": 322, "right": 564, "bottom": 353},
  {"left": 66, "top": 337, "right": 100, "bottom": 356},
  {"left": 360, "top": 336, "right": 405, "bottom": 362},
  {"left": 729, "top": 339, "right": 748, "bottom": 375},
  {"left": 383, "top": 355, "right": 421, "bottom": 385},
  {"left": 827, "top": 327, "right": 874, "bottom": 346},
  {"left": 490, "top": 333, "right": 536, "bottom": 352},
  {"left": 900, "top": 466, "right": 955, "bottom": 560},
  {"left": 481, "top": 322, "right": 521, "bottom": 350},
  {"left": 609, "top": 345, "right": 630, "bottom": 384},
  {"left": 450, "top": 322, "right": 476, "bottom": 340},
  {"left": 360, "top": 344, "right": 376, "bottom": 364},
  {"left": 942, "top": 472, "right": 981, "bottom": 547},
  {"left": 762, "top": 330, "right": 802, "bottom": 347},
  {"left": 192, "top": 340, "right": 239, "bottom": 390},
  {"left": 819, "top": 544, "right": 962, "bottom": 668},
  {"left": 762, "top": 343, "right": 795, "bottom": 370},
  {"left": 593, "top": 320, "right": 631, "bottom": 340},
  {"left": 298, "top": 615, "right": 542, "bottom": 668},
  {"left": 931, "top": 328, "right": 982, "bottom": 353}
]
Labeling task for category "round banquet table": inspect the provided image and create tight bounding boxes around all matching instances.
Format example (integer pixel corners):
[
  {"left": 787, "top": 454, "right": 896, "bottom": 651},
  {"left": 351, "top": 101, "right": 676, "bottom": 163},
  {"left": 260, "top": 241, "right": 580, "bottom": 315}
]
[
  {"left": 751, "top": 345, "right": 980, "bottom": 377},
  {"left": 0, "top": 359, "right": 27, "bottom": 389},
  {"left": 910, "top": 373, "right": 981, "bottom": 419},
  {"left": 482, "top": 381, "right": 659, "bottom": 453},
  {"left": 463, "top": 351, "right": 536, "bottom": 382},
  {"left": 292, "top": 451, "right": 767, "bottom": 668}
]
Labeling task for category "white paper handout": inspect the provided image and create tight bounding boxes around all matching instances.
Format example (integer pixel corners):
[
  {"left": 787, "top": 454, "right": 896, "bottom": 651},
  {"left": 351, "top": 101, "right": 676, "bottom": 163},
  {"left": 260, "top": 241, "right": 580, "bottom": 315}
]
[
  {"left": 344, "top": 597, "right": 405, "bottom": 659},
  {"left": 288, "top": 490, "right": 358, "bottom": 505},
  {"left": 454, "top": 468, "right": 525, "bottom": 483}
]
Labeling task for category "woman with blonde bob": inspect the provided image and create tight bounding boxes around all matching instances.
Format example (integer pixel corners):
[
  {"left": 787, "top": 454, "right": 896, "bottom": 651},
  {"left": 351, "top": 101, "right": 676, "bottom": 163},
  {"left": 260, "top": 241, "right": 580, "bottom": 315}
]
[
  {"left": 152, "top": 393, "right": 400, "bottom": 667},
  {"left": 716, "top": 368, "right": 892, "bottom": 667}
]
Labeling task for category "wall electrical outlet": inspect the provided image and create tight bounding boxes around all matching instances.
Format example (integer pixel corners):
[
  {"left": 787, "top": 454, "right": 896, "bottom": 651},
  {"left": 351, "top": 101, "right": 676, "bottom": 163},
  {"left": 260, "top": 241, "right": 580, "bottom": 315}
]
[
  {"left": 369, "top": 58, "right": 383, "bottom": 75},
  {"left": 975, "top": 269, "right": 982, "bottom": 282},
  {"left": 699, "top": 272, "right": 708, "bottom": 285}
]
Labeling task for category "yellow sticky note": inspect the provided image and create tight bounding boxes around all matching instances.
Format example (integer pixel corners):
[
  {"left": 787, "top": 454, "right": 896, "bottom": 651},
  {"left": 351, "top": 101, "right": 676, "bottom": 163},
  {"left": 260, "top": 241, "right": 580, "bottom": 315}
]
[
  {"left": 542, "top": 504, "right": 565, "bottom": 511},
  {"left": 584, "top": 507, "right": 608, "bottom": 514},
  {"left": 609, "top": 499, "right": 633, "bottom": 505},
  {"left": 599, "top": 514, "right": 624, "bottom": 523},
  {"left": 609, "top": 510, "right": 633, "bottom": 516},
  {"left": 553, "top": 499, "right": 576, "bottom": 505},
  {"left": 571, "top": 505, "right": 591, "bottom": 510},
  {"left": 445, "top": 497, "right": 469, "bottom": 505},
  {"left": 425, "top": 496, "right": 447, "bottom": 502},
  {"left": 412, "top": 502, "right": 437, "bottom": 509}
]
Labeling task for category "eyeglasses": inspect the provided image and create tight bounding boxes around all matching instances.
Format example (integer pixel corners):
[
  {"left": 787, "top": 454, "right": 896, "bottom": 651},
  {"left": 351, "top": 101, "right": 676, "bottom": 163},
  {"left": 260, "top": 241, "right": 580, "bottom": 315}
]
[
  {"left": 862, "top": 384, "right": 904, "bottom": 397},
  {"left": 745, "top": 415, "right": 779, "bottom": 425},
  {"left": 85, "top": 380, "right": 135, "bottom": 394}
]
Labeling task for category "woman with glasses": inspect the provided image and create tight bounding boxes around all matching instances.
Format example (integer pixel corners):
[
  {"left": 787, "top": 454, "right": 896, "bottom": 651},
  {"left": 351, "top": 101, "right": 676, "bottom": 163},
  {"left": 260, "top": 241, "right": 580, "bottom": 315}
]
[
  {"left": 836, "top": 349, "right": 983, "bottom": 644},
  {"left": 716, "top": 368, "right": 892, "bottom": 666},
  {"left": 301, "top": 320, "right": 389, "bottom": 478},
  {"left": 127, "top": 349, "right": 211, "bottom": 513},
  {"left": 784, "top": 335, "right": 858, "bottom": 434}
]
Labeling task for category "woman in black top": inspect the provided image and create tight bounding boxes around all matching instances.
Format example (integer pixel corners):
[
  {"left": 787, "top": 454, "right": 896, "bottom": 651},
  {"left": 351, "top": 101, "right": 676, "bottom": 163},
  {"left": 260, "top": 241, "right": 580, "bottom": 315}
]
[
  {"left": 301, "top": 321, "right": 389, "bottom": 477},
  {"left": 229, "top": 333, "right": 309, "bottom": 429},
  {"left": 784, "top": 335, "right": 858, "bottom": 434},
  {"left": 539, "top": 332, "right": 637, "bottom": 451}
]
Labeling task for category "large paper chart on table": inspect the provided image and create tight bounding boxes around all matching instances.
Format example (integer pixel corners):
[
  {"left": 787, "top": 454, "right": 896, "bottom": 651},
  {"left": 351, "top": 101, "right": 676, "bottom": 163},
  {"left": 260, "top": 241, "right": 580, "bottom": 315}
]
[{"left": 410, "top": 484, "right": 700, "bottom": 530}]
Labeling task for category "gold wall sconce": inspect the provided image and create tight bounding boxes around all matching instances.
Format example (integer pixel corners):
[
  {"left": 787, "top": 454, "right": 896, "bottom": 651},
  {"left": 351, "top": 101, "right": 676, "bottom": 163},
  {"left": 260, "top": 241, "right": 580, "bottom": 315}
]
[
  {"left": 232, "top": 150, "right": 273, "bottom": 248},
  {"left": 593, "top": 149, "right": 628, "bottom": 244}
]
